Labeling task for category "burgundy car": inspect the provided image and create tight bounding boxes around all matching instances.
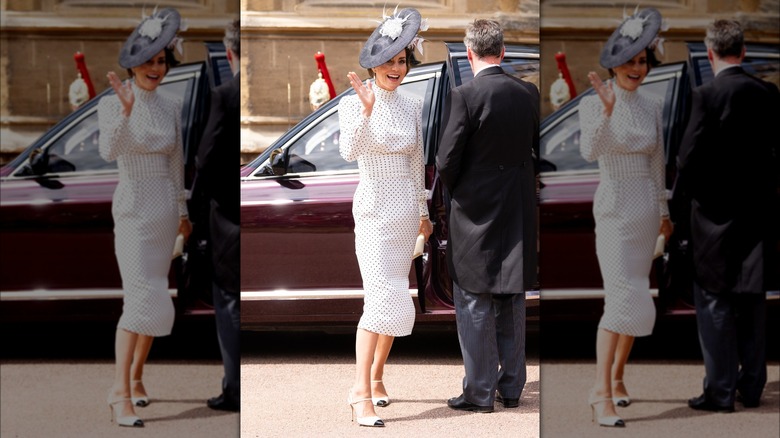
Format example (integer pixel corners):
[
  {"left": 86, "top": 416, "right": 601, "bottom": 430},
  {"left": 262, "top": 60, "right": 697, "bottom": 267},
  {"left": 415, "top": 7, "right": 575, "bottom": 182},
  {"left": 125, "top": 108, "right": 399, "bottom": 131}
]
[
  {"left": 240, "top": 43, "right": 541, "bottom": 329},
  {"left": 0, "top": 43, "right": 231, "bottom": 322},
  {"left": 240, "top": 41, "right": 778, "bottom": 330}
]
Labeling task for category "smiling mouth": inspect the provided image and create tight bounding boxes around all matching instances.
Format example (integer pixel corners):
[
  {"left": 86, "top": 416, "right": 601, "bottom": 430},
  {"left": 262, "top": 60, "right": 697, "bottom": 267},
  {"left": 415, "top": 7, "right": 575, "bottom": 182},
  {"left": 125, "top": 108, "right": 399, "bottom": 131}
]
[
  {"left": 627, "top": 74, "right": 641, "bottom": 80},
  {"left": 146, "top": 74, "right": 160, "bottom": 80},
  {"left": 387, "top": 74, "right": 400, "bottom": 80}
]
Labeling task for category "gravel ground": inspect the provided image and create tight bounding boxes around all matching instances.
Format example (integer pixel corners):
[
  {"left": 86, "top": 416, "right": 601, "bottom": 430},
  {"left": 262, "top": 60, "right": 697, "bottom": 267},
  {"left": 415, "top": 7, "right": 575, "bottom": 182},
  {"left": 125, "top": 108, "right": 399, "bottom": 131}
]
[{"left": 0, "top": 360, "right": 238, "bottom": 438}]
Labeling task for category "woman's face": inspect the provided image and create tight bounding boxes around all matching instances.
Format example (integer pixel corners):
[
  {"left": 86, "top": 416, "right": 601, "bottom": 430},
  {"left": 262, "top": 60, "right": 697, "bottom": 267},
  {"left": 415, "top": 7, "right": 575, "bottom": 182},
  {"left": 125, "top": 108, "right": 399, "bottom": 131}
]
[
  {"left": 372, "top": 51, "right": 409, "bottom": 92},
  {"left": 131, "top": 50, "right": 167, "bottom": 91},
  {"left": 612, "top": 51, "right": 648, "bottom": 92}
]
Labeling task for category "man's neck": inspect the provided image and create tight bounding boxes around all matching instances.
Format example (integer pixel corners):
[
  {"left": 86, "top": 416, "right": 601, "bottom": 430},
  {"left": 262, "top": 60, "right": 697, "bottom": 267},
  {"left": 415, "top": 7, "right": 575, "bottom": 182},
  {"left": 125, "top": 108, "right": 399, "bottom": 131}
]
[
  {"left": 471, "top": 58, "right": 501, "bottom": 77},
  {"left": 711, "top": 55, "right": 741, "bottom": 77}
]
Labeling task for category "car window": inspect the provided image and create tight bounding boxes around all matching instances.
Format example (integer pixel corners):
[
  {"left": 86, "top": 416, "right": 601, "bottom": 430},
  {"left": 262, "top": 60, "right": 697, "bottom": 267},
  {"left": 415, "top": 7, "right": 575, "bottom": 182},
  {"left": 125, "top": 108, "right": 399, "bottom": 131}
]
[
  {"left": 453, "top": 57, "right": 540, "bottom": 86},
  {"left": 36, "top": 111, "right": 110, "bottom": 174},
  {"left": 692, "top": 54, "right": 780, "bottom": 89},
  {"left": 541, "top": 78, "right": 673, "bottom": 173},
  {"left": 282, "top": 79, "right": 432, "bottom": 175},
  {"left": 12, "top": 78, "right": 191, "bottom": 177}
]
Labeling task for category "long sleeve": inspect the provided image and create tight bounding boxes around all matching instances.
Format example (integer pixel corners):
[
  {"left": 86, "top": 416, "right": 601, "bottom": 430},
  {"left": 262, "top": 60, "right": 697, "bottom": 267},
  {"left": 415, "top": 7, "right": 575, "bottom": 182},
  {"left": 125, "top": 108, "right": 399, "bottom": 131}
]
[
  {"left": 169, "top": 99, "right": 188, "bottom": 217},
  {"left": 411, "top": 98, "right": 429, "bottom": 217},
  {"left": 578, "top": 96, "right": 611, "bottom": 162},
  {"left": 649, "top": 97, "right": 669, "bottom": 217},
  {"left": 98, "top": 96, "right": 131, "bottom": 162},
  {"left": 436, "top": 87, "right": 469, "bottom": 192},
  {"left": 195, "top": 88, "right": 221, "bottom": 198},
  {"left": 676, "top": 86, "right": 708, "bottom": 194},
  {"left": 338, "top": 96, "right": 371, "bottom": 162}
]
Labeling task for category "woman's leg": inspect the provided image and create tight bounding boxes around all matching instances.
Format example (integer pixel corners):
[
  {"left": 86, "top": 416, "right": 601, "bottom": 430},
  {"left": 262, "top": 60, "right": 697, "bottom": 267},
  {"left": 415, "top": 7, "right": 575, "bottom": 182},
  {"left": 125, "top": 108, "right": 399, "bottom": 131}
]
[
  {"left": 371, "top": 335, "right": 395, "bottom": 399},
  {"left": 130, "top": 335, "right": 154, "bottom": 399},
  {"left": 110, "top": 328, "right": 139, "bottom": 417},
  {"left": 352, "top": 328, "right": 379, "bottom": 418},
  {"left": 612, "top": 334, "right": 635, "bottom": 398},
  {"left": 592, "top": 327, "right": 620, "bottom": 417}
]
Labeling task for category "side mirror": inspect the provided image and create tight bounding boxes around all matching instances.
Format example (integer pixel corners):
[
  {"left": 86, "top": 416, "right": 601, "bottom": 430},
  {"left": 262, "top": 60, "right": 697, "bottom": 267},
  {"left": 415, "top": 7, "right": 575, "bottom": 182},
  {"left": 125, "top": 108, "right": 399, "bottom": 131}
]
[
  {"left": 29, "top": 148, "right": 49, "bottom": 175},
  {"left": 270, "top": 149, "right": 287, "bottom": 176}
]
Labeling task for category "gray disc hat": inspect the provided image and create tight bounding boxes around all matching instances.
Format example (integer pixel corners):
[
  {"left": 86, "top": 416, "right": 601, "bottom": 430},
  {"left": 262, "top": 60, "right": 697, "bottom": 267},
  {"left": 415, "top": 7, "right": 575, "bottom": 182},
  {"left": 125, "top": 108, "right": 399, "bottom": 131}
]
[
  {"left": 599, "top": 8, "right": 662, "bottom": 69},
  {"left": 359, "top": 8, "right": 422, "bottom": 69},
  {"left": 119, "top": 8, "right": 181, "bottom": 69}
]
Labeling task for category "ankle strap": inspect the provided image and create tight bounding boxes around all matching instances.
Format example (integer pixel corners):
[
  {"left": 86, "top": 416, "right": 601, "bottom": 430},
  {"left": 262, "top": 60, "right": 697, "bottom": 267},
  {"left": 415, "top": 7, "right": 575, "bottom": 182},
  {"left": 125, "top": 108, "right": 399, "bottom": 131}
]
[
  {"left": 350, "top": 398, "right": 372, "bottom": 404},
  {"left": 589, "top": 396, "right": 613, "bottom": 404},
  {"left": 108, "top": 397, "right": 131, "bottom": 405},
  {"left": 371, "top": 380, "right": 383, "bottom": 383}
]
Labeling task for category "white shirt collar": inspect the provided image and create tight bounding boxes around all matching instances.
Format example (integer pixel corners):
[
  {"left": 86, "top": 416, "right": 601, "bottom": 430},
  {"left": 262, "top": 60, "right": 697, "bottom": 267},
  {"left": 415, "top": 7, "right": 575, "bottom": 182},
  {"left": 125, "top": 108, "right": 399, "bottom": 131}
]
[
  {"left": 714, "top": 63, "right": 740, "bottom": 77},
  {"left": 474, "top": 64, "right": 501, "bottom": 78}
]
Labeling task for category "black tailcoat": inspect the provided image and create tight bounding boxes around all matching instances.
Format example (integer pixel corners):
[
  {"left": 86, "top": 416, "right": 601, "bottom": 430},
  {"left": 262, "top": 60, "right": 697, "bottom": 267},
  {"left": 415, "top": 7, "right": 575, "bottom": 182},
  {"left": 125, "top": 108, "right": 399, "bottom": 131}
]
[{"left": 436, "top": 67, "right": 539, "bottom": 294}]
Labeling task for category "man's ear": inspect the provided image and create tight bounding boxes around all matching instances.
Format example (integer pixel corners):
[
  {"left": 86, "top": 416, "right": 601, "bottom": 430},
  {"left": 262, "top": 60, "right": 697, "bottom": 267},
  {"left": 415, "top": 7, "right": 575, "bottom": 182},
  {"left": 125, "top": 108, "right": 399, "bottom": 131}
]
[
  {"left": 227, "top": 49, "right": 237, "bottom": 73},
  {"left": 466, "top": 46, "right": 473, "bottom": 61}
]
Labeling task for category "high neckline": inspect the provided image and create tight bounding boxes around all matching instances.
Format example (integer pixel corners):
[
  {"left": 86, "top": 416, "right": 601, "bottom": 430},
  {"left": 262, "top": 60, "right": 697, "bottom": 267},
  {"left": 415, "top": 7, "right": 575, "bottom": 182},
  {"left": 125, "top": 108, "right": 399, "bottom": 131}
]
[
  {"left": 373, "top": 85, "right": 397, "bottom": 101},
  {"left": 613, "top": 84, "right": 639, "bottom": 102},
  {"left": 132, "top": 82, "right": 157, "bottom": 101}
]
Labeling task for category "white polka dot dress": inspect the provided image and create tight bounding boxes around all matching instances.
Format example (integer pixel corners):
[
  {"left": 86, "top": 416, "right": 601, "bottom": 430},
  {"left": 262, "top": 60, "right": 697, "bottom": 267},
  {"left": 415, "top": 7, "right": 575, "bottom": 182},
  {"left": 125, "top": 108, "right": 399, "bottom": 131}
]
[
  {"left": 579, "top": 85, "right": 668, "bottom": 337},
  {"left": 339, "top": 85, "right": 428, "bottom": 337},
  {"left": 98, "top": 83, "right": 186, "bottom": 337}
]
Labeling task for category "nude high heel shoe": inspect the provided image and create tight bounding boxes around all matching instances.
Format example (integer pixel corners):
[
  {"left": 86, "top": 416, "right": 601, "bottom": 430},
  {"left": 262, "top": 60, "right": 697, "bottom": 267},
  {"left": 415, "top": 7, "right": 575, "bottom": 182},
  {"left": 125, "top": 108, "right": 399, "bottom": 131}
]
[
  {"left": 371, "top": 379, "right": 390, "bottom": 407},
  {"left": 131, "top": 380, "right": 150, "bottom": 407},
  {"left": 612, "top": 380, "right": 631, "bottom": 407},
  {"left": 108, "top": 394, "right": 144, "bottom": 427},
  {"left": 348, "top": 391, "right": 384, "bottom": 427},
  {"left": 588, "top": 391, "right": 624, "bottom": 427}
]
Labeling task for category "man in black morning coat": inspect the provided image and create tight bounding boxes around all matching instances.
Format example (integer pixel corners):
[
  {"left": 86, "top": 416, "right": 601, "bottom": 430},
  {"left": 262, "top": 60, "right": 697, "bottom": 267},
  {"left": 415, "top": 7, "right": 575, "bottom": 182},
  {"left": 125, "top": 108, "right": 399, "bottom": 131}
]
[
  {"left": 676, "top": 19, "right": 780, "bottom": 412},
  {"left": 195, "top": 18, "right": 241, "bottom": 412},
  {"left": 436, "top": 19, "right": 539, "bottom": 412}
]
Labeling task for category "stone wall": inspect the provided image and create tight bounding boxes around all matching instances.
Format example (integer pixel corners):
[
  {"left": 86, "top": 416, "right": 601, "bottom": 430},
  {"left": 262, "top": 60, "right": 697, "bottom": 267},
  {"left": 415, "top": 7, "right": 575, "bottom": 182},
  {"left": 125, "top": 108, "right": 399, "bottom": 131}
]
[
  {"left": 240, "top": 0, "right": 540, "bottom": 162},
  {"left": 0, "top": 0, "right": 238, "bottom": 164},
  {"left": 539, "top": 0, "right": 779, "bottom": 117}
]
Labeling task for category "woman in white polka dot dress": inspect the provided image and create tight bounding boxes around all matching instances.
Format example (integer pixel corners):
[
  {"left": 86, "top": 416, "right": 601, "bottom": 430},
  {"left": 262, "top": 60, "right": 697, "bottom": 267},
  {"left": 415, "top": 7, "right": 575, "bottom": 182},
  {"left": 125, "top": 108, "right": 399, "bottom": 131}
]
[
  {"left": 578, "top": 8, "right": 673, "bottom": 427},
  {"left": 339, "top": 7, "right": 433, "bottom": 427},
  {"left": 98, "top": 8, "right": 191, "bottom": 427}
]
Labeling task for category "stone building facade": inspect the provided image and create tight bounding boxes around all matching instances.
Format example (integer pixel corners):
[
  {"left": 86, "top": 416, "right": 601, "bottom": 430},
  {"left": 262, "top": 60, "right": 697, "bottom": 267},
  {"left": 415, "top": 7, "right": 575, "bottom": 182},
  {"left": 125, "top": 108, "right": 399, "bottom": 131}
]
[
  {"left": 0, "top": 0, "right": 239, "bottom": 163},
  {"left": 540, "top": 0, "right": 779, "bottom": 117},
  {"left": 240, "top": 0, "right": 540, "bottom": 162},
  {"left": 2, "top": 1, "right": 775, "bottom": 164}
]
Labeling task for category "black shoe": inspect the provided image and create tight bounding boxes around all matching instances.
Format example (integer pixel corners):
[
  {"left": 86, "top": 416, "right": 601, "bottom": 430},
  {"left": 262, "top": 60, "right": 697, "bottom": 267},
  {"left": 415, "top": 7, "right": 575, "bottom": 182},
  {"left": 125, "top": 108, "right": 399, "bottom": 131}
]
[
  {"left": 496, "top": 394, "right": 519, "bottom": 408},
  {"left": 736, "top": 394, "right": 760, "bottom": 408},
  {"left": 687, "top": 394, "right": 734, "bottom": 413},
  {"left": 207, "top": 393, "right": 240, "bottom": 412},
  {"left": 447, "top": 394, "right": 494, "bottom": 413}
]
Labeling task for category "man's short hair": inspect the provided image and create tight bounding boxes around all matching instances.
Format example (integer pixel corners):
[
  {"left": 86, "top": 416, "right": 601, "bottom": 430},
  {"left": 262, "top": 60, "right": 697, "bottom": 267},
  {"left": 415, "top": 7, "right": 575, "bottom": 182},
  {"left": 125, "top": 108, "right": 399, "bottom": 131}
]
[
  {"left": 464, "top": 19, "right": 503, "bottom": 59},
  {"left": 224, "top": 18, "right": 240, "bottom": 58},
  {"left": 705, "top": 19, "right": 744, "bottom": 59}
]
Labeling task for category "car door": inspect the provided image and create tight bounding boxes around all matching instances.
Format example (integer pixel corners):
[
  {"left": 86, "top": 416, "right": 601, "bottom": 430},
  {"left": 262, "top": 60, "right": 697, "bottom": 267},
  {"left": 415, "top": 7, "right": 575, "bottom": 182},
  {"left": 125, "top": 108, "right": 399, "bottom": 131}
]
[
  {"left": 538, "top": 62, "right": 687, "bottom": 320},
  {"left": 0, "top": 65, "right": 206, "bottom": 320}
]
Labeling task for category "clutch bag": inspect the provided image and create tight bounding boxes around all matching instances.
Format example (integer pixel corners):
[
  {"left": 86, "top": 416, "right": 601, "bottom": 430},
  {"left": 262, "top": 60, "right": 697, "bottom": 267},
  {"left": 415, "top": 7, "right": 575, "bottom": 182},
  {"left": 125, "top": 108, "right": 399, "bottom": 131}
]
[
  {"left": 172, "top": 233, "right": 185, "bottom": 259},
  {"left": 653, "top": 234, "right": 665, "bottom": 259},
  {"left": 412, "top": 234, "right": 425, "bottom": 259}
]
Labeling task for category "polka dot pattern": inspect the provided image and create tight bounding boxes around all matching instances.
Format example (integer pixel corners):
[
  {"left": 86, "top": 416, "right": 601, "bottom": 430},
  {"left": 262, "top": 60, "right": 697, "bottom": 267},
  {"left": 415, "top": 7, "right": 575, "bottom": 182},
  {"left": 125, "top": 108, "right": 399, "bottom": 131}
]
[
  {"left": 339, "top": 86, "right": 428, "bottom": 337},
  {"left": 579, "top": 86, "right": 668, "bottom": 337},
  {"left": 98, "top": 84, "right": 186, "bottom": 337}
]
